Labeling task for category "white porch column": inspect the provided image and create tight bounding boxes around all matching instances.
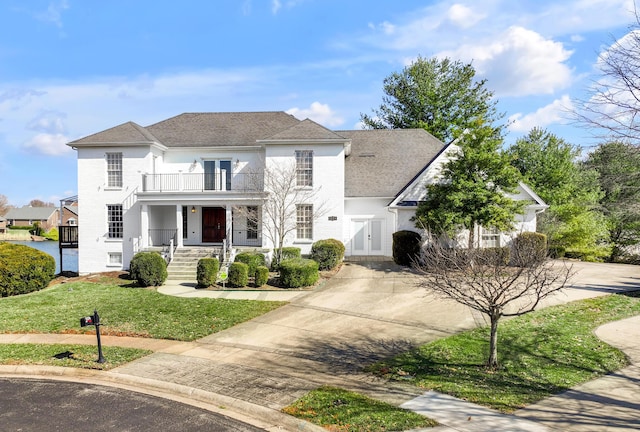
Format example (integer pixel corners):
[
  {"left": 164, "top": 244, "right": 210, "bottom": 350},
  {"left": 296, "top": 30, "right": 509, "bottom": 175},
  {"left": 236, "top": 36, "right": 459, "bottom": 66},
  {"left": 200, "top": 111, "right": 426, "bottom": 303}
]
[
  {"left": 140, "top": 204, "right": 149, "bottom": 249},
  {"left": 176, "top": 205, "right": 184, "bottom": 248},
  {"left": 226, "top": 204, "right": 233, "bottom": 246}
]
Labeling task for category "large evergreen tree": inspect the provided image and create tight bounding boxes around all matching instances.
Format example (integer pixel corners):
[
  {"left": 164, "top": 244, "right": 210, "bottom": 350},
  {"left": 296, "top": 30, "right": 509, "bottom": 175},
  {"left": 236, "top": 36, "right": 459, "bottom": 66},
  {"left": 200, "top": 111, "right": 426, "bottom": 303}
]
[
  {"left": 414, "top": 122, "right": 523, "bottom": 248},
  {"left": 507, "top": 128, "right": 607, "bottom": 254},
  {"left": 584, "top": 141, "right": 640, "bottom": 261},
  {"left": 361, "top": 56, "right": 503, "bottom": 143}
]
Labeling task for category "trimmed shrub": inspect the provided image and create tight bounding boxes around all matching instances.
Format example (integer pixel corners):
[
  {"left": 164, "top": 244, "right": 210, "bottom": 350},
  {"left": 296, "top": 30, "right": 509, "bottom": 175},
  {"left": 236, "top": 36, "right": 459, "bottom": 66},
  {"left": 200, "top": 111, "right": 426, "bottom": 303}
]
[
  {"left": 129, "top": 251, "right": 167, "bottom": 287},
  {"left": 279, "top": 258, "right": 319, "bottom": 288},
  {"left": 392, "top": 230, "right": 422, "bottom": 266},
  {"left": 234, "top": 251, "right": 266, "bottom": 275},
  {"left": 479, "top": 246, "right": 511, "bottom": 266},
  {"left": 228, "top": 262, "right": 249, "bottom": 288},
  {"left": 310, "top": 238, "right": 345, "bottom": 270},
  {"left": 0, "top": 243, "right": 56, "bottom": 297},
  {"left": 511, "top": 232, "right": 547, "bottom": 266},
  {"left": 271, "top": 247, "right": 302, "bottom": 270},
  {"left": 197, "top": 257, "right": 220, "bottom": 287},
  {"left": 255, "top": 265, "right": 269, "bottom": 287}
]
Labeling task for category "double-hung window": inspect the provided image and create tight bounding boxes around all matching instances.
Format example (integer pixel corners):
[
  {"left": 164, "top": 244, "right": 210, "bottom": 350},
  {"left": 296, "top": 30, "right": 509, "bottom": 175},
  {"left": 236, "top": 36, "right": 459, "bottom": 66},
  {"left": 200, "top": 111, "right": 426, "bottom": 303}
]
[
  {"left": 106, "top": 153, "right": 123, "bottom": 188},
  {"left": 481, "top": 226, "right": 500, "bottom": 248},
  {"left": 296, "top": 204, "right": 313, "bottom": 240},
  {"left": 295, "top": 150, "right": 313, "bottom": 187},
  {"left": 107, "top": 205, "right": 123, "bottom": 239}
]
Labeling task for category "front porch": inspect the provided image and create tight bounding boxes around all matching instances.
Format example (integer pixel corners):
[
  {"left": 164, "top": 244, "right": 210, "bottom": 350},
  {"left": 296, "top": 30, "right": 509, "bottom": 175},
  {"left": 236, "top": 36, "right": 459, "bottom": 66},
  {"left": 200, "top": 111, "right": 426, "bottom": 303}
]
[{"left": 139, "top": 204, "right": 262, "bottom": 252}]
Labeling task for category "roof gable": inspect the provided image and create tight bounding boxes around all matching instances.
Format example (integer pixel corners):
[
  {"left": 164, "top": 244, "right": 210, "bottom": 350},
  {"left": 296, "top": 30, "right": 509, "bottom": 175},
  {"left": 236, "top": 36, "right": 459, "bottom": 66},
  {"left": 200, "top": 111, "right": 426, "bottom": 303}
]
[
  {"left": 68, "top": 121, "right": 158, "bottom": 146},
  {"left": 340, "top": 129, "right": 446, "bottom": 197}
]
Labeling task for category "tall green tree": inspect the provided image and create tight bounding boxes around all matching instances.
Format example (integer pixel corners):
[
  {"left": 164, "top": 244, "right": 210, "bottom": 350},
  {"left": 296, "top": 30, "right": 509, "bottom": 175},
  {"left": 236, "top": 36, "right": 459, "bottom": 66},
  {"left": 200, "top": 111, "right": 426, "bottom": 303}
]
[
  {"left": 584, "top": 141, "right": 640, "bottom": 261},
  {"left": 414, "top": 122, "right": 523, "bottom": 248},
  {"left": 361, "top": 56, "right": 503, "bottom": 143},
  {"left": 507, "top": 128, "right": 607, "bottom": 253}
]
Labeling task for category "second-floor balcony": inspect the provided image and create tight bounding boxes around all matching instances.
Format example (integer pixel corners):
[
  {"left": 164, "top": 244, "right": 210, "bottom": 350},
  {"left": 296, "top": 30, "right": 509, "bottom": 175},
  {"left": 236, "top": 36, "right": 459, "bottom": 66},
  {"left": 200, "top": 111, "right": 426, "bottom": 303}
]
[{"left": 142, "top": 171, "right": 263, "bottom": 193}]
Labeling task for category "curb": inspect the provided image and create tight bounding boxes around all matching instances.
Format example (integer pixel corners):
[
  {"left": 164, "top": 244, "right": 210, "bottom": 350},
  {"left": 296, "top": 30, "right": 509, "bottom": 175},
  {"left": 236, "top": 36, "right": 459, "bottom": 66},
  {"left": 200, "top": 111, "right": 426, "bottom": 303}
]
[{"left": 0, "top": 365, "right": 325, "bottom": 432}]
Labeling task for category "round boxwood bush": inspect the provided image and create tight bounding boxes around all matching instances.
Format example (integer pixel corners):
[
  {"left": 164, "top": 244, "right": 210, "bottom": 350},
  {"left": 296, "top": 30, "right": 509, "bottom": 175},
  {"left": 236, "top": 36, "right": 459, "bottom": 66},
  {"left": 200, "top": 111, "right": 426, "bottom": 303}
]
[
  {"left": 129, "top": 251, "right": 168, "bottom": 287},
  {"left": 234, "top": 251, "right": 266, "bottom": 275},
  {"left": 0, "top": 243, "right": 56, "bottom": 297},
  {"left": 254, "top": 265, "right": 269, "bottom": 287},
  {"left": 392, "top": 230, "right": 422, "bottom": 266},
  {"left": 272, "top": 247, "right": 302, "bottom": 270},
  {"left": 228, "top": 262, "right": 249, "bottom": 288},
  {"left": 310, "top": 238, "right": 345, "bottom": 270},
  {"left": 197, "top": 257, "right": 220, "bottom": 287},
  {"left": 279, "top": 258, "right": 319, "bottom": 288}
]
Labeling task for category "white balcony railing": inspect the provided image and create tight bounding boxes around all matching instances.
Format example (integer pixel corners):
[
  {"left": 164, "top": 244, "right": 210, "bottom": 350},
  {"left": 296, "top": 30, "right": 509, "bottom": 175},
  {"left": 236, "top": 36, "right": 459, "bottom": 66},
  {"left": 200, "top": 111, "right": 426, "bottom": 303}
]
[{"left": 142, "top": 171, "right": 263, "bottom": 193}]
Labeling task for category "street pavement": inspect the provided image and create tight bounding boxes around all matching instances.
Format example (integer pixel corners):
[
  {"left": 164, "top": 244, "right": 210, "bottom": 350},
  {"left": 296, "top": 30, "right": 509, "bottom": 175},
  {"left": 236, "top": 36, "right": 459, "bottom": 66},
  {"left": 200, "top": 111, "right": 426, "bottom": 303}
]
[{"left": 1, "top": 260, "right": 640, "bottom": 431}]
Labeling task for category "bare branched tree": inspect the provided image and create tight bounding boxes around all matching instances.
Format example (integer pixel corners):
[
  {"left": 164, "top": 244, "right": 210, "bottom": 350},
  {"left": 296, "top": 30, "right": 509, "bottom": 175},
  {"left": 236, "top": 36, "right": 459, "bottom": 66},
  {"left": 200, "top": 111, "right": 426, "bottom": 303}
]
[
  {"left": 236, "top": 161, "right": 327, "bottom": 265},
  {"left": 415, "top": 235, "right": 573, "bottom": 368},
  {"left": 0, "top": 194, "right": 11, "bottom": 216},
  {"left": 573, "top": 8, "right": 640, "bottom": 144}
]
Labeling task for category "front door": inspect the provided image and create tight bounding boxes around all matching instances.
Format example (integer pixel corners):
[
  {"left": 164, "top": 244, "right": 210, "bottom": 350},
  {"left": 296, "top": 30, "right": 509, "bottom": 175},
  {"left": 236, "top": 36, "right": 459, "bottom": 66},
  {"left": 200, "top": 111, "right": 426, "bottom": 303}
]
[
  {"left": 351, "top": 219, "right": 384, "bottom": 255},
  {"left": 202, "top": 207, "right": 226, "bottom": 242}
]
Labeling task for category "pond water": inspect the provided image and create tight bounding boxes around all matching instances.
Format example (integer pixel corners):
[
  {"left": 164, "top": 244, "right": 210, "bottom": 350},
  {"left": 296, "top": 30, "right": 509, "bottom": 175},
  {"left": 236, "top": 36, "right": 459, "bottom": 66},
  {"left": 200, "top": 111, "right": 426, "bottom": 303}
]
[{"left": 6, "top": 241, "right": 78, "bottom": 274}]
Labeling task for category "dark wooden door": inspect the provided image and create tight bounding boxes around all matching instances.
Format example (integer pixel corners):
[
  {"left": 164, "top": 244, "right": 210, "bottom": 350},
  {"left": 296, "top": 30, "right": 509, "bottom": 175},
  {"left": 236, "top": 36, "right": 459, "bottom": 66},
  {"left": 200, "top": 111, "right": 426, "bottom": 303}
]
[{"left": 202, "top": 207, "right": 226, "bottom": 242}]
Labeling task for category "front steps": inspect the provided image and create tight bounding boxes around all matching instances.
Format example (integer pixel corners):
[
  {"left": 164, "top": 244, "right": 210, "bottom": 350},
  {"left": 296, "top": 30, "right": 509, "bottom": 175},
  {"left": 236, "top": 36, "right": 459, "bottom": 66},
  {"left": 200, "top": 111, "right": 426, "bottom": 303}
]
[{"left": 166, "top": 247, "right": 223, "bottom": 281}]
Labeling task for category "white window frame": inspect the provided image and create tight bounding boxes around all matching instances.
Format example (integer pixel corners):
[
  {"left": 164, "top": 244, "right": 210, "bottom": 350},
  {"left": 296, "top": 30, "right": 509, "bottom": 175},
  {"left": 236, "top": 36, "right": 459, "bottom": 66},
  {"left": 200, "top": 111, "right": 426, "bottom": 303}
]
[
  {"left": 107, "top": 252, "right": 123, "bottom": 266},
  {"left": 295, "top": 150, "right": 313, "bottom": 187},
  {"left": 106, "top": 152, "right": 123, "bottom": 188},
  {"left": 296, "top": 204, "right": 313, "bottom": 240},
  {"left": 481, "top": 226, "right": 500, "bottom": 248},
  {"left": 107, "top": 204, "right": 123, "bottom": 239}
]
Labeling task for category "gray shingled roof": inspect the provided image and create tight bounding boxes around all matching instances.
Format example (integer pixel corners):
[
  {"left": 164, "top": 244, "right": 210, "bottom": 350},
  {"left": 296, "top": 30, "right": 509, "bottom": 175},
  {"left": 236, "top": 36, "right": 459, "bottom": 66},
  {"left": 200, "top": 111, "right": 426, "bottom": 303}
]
[
  {"left": 340, "top": 129, "right": 445, "bottom": 197},
  {"left": 262, "top": 118, "right": 348, "bottom": 141},
  {"left": 68, "top": 121, "right": 159, "bottom": 146},
  {"left": 146, "top": 112, "right": 301, "bottom": 147},
  {"left": 4, "top": 206, "right": 58, "bottom": 220}
]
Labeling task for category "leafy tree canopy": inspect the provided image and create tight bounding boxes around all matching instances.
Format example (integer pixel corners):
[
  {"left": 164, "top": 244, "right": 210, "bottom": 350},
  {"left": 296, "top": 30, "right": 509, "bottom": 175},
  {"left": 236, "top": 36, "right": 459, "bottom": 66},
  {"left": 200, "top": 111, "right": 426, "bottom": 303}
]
[
  {"left": 361, "top": 56, "right": 503, "bottom": 143},
  {"left": 414, "top": 122, "right": 523, "bottom": 248}
]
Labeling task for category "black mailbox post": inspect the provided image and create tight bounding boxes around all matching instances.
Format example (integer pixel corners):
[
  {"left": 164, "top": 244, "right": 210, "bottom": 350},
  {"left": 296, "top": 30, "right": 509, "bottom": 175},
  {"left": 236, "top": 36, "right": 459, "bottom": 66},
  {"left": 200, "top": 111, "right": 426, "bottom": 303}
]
[{"left": 80, "top": 309, "right": 105, "bottom": 363}]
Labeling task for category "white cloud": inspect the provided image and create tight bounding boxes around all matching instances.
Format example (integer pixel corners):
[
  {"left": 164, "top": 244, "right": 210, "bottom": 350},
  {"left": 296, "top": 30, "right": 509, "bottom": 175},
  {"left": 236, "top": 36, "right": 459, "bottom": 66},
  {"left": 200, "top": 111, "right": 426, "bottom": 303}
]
[
  {"left": 271, "top": 0, "right": 281, "bottom": 14},
  {"left": 443, "top": 26, "right": 573, "bottom": 97},
  {"left": 508, "top": 95, "right": 574, "bottom": 132},
  {"left": 27, "top": 110, "right": 67, "bottom": 134},
  {"left": 447, "top": 4, "right": 486, "bottom": 28},
  {"left": 22, "top": 133, "right": 71, "bottom": 156},
  {"left": 36, "top": 0, "right": 69, "bottom": 28},
  {"left": 286, "top": 102, "right": 344, "bottom": 127}
]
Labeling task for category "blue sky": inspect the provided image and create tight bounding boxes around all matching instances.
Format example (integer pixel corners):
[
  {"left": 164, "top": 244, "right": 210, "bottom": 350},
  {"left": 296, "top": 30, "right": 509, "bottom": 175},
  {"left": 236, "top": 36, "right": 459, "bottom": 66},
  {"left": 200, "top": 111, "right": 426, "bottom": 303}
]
[{"left": 0, "top": 0, "right": 636, "bottom": 207}]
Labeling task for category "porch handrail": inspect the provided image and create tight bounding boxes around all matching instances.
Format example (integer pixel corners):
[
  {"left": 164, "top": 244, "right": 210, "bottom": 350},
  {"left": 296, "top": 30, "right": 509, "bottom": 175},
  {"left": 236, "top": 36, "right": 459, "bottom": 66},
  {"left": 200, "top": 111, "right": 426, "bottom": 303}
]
[{"left": 142, "top": 172, "right": 263, "bottom": 192}]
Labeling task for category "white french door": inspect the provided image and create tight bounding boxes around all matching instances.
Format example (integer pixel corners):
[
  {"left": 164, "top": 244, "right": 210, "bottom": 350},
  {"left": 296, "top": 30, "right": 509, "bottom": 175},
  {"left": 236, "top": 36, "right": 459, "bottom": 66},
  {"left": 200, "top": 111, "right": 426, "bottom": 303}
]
[{"left": 351, "top": 219, "right": 384, "bottom": 255}]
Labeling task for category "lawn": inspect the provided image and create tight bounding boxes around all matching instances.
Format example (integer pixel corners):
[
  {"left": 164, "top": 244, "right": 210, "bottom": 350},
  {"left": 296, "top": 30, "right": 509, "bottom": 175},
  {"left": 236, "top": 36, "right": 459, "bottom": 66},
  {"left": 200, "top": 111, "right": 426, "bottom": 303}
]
[
  {"left": 367, "top": 291, "right": 640, "bottom": 413},
  {"left": 0, "top": 344, "right": 151, "bottom": 370},
  {"left": 0, "top": 277, "right": 286, "bottom": 341},
  {"left": 282, "top": 386, "right": 437, "bottom": 431}
]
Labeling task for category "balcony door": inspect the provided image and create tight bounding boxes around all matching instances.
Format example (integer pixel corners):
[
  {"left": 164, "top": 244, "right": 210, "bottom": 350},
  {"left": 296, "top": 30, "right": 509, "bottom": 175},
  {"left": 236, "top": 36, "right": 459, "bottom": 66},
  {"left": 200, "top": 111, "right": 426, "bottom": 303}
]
[
  {"left": 204, "top": 160, "right": 232, "bottom": 191},
  {"left": 202, "top": 207, "right": 226, "bottom": 242}
]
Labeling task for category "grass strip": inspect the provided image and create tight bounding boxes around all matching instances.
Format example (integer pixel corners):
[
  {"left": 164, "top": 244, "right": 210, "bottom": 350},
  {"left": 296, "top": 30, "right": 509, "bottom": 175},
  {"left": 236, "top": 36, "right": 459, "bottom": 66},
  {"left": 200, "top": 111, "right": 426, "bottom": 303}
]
[
  {"left": 282, "top": 386, "right": 437, "bottom": 431},
  {"left": 0, "top": 280, "right": 285, "bottom": 341},
  {"left": 0, "top": 344, "right": 151, "bottom": 370},
  {"left": 367, "top": 291, "right": 640, "bottom": 413}
]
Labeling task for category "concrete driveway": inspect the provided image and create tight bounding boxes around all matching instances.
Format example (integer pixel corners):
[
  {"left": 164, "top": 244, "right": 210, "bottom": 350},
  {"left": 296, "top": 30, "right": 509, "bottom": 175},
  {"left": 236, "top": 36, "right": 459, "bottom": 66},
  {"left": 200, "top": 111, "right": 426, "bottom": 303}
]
[{"left": 112, "top": 259, "right": 640, "bottom": 413}]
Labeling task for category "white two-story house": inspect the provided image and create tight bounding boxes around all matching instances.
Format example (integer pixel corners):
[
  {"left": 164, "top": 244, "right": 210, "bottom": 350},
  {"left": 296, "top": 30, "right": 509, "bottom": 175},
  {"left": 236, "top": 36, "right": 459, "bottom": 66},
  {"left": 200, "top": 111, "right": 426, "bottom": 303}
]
[{"left": 68, "top": 111, "right": 547, "bottom": 274}]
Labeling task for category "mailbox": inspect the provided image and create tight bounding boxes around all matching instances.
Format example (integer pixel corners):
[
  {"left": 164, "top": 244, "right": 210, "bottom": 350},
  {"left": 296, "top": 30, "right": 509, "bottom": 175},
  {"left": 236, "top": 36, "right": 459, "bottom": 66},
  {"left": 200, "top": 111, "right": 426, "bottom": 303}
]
[{"left": 80, "top": 316, "right": 94, "bottom": 327}]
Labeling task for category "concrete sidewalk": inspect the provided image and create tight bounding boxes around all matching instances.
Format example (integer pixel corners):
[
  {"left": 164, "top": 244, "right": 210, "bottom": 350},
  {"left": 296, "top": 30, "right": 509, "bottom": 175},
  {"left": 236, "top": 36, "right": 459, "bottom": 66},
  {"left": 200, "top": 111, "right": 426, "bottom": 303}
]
[{"left": 1, "top": 260, "right": 640, "bottom": 431}]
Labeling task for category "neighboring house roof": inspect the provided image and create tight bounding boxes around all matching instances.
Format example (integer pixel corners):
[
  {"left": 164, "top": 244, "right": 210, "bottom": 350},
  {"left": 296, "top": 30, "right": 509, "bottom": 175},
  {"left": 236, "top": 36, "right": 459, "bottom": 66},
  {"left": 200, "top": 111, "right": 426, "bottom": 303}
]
[
  {"left": 146, "top": 112, "right": 301, "bottom": 147},
  {"left": 340, "top": 129, "right": 445, "bottom": 198},
  {"left": 68, "top": 121, "right": 160, "bottom": 146},
  {"left": 4, "top": 206, "right": 58, "bottom": 220},
  {"left": 64, "top": 205, "right": 79, "bottom": 216}
]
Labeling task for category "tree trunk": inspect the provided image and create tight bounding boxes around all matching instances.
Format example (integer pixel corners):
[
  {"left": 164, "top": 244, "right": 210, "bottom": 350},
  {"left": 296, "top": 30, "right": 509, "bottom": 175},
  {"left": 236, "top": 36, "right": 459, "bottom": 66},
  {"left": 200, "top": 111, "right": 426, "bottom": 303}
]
[
  {"left": 487, "top": 315, "right": 499, "bottom": 368},
  {"left": 468, "top": 223, "right": 475, "bottom": 249}
]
